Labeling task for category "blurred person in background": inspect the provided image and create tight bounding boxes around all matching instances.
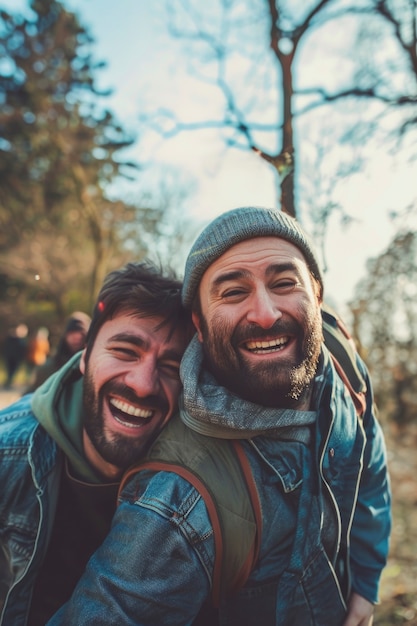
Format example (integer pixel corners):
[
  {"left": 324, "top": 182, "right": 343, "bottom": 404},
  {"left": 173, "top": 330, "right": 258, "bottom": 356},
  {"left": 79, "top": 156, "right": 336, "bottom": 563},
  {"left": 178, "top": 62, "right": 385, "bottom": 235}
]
[
  {"left": 27, "top": 312, "right": 91, "bottom": 392},
  {"left": 2, "top": 323, "right": 28, "bottom": 389},
  {"left": 26, "top": 326, "right": 50, "bottom": 382}
]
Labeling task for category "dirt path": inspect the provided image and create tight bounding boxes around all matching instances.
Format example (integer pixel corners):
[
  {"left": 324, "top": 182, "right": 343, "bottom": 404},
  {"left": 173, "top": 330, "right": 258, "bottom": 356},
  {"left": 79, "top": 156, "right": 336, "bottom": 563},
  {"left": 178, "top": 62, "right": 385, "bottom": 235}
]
[
  {"left": 0, "top": 386, "right": 25, "bottom": 409},
  {"left": 374, "top": 423, "right": 417, "bottom": 625}
]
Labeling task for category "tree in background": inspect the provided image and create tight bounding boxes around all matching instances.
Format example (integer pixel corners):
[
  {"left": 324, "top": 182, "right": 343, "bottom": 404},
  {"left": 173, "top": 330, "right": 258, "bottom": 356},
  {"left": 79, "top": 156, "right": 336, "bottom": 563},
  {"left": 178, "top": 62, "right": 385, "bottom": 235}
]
[
  {"left": 349, "top": 229, "right": 417, "bottom": 426},
  {"left": 152, "top": 0, "right": 343, "bottom": 218},
  {"left": 0, "top": 0, "right": 197, "bottom": 335},
  {"left": 121, "top": 167, "right": 199, "bottom": 275},
  {"left": 148, "top": 0, "right": 416, "bottom": 237},
  {"left": 0, "top": 0, "right": 137, "bottom": 317},
  {"left": 326, "top": 0, "right": 417, "bottom": 145}
]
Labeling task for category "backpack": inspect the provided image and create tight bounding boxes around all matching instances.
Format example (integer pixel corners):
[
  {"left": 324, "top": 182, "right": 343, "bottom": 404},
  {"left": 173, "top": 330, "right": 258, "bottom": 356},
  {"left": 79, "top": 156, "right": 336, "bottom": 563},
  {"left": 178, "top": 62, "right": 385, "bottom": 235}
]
[
  {"left": 118, "top": 306, "right": 367, "bottom": 607},
  {"left": 321, "top": 303, "right": 366, "bottom": 416}
]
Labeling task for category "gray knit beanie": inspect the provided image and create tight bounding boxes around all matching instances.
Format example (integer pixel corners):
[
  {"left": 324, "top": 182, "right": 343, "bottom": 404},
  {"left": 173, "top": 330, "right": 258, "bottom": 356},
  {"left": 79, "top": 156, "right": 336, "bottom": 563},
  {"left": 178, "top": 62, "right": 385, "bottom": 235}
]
[{"left": 182, "top": 206, "right": 323, "bottom": 308}]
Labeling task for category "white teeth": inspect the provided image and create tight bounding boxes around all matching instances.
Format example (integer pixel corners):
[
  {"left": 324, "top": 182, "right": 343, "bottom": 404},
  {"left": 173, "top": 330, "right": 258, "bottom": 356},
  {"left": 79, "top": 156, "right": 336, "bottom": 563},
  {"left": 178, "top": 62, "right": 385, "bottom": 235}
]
[
  {"left": 110, "top": 397, "right": 153, "bottom": 419},
  {"left": 246, "top": 337, "right": 288, "bottom": 351},
  {"left": 113, "top": 415, "right": 142, "bottom": 428}
]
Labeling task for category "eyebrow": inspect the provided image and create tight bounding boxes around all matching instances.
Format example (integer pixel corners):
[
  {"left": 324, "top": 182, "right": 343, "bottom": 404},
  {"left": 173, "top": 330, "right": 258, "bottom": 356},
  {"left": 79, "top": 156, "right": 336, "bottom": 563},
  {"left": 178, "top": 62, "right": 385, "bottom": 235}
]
[
  {"left": 211, "top": 269, "right": 250, "bottom": 294},
  {"left": 108, "top": 333, "right": 182, "bottom": 362},
  {"left": 211, "top": 262, "right": 300, "bottom": 294},
  {"left": 265, "top": 262, "right": 299, "bottom": 277},
  {"left": 109, "top": 332, "right": 149, "bottom": 349}
]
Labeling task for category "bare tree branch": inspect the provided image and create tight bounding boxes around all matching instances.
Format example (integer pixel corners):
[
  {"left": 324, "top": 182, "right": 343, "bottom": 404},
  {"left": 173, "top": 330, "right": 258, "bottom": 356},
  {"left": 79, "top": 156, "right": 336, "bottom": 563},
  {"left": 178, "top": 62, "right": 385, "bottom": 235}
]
[{"left": 375, "top": 0, "right": 417, "bottom": 76}]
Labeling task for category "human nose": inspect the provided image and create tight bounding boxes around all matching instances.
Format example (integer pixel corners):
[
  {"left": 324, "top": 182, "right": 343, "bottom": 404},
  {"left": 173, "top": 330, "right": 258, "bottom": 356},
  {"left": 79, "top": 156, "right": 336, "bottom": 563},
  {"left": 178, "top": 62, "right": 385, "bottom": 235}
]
[
  {"left": 124, "top": 357, "right": 160, "bottom": 397},
  {"left": 246, "top": 287, "right": 282, "bottom": 329}
]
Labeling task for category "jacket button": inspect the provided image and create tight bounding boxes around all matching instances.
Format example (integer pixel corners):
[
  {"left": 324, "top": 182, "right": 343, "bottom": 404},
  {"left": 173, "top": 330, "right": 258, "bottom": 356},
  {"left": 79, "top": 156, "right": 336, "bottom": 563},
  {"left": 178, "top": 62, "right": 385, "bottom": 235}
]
[{"left": 329, "top": 448, "right": 335, "bottom": 458}]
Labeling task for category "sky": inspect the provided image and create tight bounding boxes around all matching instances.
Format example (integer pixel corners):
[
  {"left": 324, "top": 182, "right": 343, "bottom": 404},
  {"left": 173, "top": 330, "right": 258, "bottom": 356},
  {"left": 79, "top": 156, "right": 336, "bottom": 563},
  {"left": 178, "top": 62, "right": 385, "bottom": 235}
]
[{"left": 3, "top": 0, "right": 417, "bottom": 316}]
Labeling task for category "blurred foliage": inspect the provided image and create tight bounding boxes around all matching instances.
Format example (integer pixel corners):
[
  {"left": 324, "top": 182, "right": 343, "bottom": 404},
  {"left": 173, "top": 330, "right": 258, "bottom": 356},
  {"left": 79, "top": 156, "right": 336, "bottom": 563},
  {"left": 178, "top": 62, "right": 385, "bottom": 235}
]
[
  {"left": 374, "top": 422, "right": 417, "bottom": 624},
  {"left": 0, "top": 0, "right": 137, "bottom": 321},
  {"left": 0, "top": 0, "right": 196, "bottom": 336},
  {"left": 350, "top": 230, "right": 417, "bottom": 426}
]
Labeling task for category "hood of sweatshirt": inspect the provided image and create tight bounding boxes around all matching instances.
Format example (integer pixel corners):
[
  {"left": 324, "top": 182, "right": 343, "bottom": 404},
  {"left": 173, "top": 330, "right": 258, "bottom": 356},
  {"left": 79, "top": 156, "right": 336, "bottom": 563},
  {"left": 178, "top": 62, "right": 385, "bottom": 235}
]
[{"left": 31, "top": 352, "right": 104, "bottom": 483}]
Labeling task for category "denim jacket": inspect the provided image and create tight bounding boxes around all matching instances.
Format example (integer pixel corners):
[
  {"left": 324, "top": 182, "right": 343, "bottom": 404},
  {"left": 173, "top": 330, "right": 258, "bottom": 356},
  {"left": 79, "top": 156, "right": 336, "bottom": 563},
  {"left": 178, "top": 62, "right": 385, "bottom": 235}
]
[
  {"left": 48, "top": 346, "right": 391, "bottom": 626},
  {"left": 0, "top": 354, "right": 96, "bottom": 625},
  {"left": 0, "top": 393, "right": 63, "bottom": 626}
]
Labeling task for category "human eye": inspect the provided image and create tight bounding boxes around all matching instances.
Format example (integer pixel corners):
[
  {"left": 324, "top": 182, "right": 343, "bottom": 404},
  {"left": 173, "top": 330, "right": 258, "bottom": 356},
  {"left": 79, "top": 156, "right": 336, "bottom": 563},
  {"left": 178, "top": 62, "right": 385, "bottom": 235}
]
[
  {"left": 111, "top": 345, "right": 138, "bottom": 360},
  {"left": 271, "top": 278, "right": 299, "bottom": 293},
  {"left": 160, "top": 361, "right": 181, "bottom": 380},
  {"left": 220, "top": 285, "right": 248, "bottom": 301}
]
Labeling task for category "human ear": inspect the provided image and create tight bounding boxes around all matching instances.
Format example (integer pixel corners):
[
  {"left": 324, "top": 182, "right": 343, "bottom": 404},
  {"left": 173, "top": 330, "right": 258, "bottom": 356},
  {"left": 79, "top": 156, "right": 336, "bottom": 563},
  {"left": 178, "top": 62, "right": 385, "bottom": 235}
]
[
  {"left": 79, "top": 348, "right": 87, "bottom": 374},
  {"left": 191, "top": 311, "right": 204, "bottom": 342},
  {"left": 311, "top": 277, "right": 323, "bottom": 305}
]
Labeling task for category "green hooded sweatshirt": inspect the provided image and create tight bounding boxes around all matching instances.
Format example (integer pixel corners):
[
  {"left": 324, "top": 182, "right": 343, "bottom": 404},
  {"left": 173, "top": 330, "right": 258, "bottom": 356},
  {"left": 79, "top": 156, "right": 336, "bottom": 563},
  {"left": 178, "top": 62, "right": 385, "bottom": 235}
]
[{"left": 31, "top": 352, "right": 103, "bottom": 483}]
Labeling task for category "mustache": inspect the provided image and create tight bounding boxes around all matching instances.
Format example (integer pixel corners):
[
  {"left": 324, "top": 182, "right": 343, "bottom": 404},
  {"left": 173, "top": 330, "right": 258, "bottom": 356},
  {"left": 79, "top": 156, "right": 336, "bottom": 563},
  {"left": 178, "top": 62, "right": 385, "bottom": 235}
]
[
  {"left": 101, "top": 381, "right": 168, "bottom": 412},
  {"left": 233, "top": 319, "right": 301, "bottom": 344}
]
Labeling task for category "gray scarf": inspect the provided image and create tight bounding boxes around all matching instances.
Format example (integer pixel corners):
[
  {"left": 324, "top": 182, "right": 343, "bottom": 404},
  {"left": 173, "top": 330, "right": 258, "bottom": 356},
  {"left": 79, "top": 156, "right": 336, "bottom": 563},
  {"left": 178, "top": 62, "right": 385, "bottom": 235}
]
[{"left": 180, "top": 335, "right": 318, "bottom": 441}]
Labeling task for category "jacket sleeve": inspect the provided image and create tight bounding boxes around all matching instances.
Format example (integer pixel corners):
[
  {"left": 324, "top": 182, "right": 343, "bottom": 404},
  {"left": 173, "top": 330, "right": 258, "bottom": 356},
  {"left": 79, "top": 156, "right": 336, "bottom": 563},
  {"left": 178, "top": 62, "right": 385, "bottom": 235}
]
[
  {"left": 349, "top": 357, "right": 391, "bottom": 604},
  {"left": 47, "top": 471, "right": 213, "bottom": 625}
]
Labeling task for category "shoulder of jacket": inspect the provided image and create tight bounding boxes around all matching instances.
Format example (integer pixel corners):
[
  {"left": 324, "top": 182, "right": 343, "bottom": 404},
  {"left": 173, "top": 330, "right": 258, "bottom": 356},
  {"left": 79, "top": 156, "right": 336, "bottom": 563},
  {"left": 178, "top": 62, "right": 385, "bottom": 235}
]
[
  {"left": 0, "top": 393, "right": 34, "bottom": 422},
  {"left": 0, "top": 395, "right": 48, "bottom": 448}
]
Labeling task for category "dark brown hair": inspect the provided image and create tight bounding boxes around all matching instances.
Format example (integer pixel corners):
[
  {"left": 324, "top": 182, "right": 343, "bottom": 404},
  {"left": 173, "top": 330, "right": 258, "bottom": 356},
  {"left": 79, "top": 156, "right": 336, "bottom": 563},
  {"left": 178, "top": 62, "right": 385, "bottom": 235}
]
[{"left": 84, "top": 261, "right": 192, "bottom": 361}]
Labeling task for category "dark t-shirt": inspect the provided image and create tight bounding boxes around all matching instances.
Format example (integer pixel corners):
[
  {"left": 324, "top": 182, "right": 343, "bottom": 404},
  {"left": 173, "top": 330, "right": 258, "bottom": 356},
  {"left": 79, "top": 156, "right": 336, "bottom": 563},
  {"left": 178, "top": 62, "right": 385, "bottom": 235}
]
[{"left": 28, "top": 459, "right": 118, "bottom": 626}]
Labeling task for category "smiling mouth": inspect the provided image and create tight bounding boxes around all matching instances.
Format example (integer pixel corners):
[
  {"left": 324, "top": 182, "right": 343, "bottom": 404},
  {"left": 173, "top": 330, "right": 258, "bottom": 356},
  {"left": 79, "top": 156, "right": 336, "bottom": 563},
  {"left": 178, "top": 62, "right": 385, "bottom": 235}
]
[
  {"left": 244, "top": 336, "right": 290, "bottom": 354},
  {"left": 109, "top": 397, "right": 153, "bottom": 428}
]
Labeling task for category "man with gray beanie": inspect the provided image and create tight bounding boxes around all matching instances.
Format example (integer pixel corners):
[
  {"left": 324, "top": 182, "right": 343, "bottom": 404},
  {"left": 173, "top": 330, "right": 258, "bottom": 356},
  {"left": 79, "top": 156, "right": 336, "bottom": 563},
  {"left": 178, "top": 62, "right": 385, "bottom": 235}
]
[{"left": 49, "top": 207, "right": 391, "bottom": 626}]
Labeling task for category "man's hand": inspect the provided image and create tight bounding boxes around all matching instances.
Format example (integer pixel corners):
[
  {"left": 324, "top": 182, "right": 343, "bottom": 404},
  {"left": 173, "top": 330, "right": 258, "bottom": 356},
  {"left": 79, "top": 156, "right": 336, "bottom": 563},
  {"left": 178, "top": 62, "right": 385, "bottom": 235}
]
[{"left": 342, "top": 592, "right": 374, "bottom": 626}]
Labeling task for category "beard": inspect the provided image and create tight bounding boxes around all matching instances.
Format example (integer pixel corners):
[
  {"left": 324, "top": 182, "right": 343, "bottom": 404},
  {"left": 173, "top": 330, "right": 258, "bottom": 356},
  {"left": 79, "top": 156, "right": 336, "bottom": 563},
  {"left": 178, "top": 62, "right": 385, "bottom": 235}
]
[
  {"left": 199, "top": 308, "right": 323, "bottom": 409},
  {"left": 82, "top": 367, "right": 166, "bottom": 470}
]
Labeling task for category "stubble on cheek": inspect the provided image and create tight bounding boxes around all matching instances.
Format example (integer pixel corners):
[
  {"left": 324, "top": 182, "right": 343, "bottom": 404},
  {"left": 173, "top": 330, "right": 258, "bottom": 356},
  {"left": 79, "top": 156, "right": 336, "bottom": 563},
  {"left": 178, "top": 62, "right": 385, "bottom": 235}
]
[
  {"left": 201, "top": 313, "right": 238, "bottom": 368},
  {"left": 288, "top": 306, "right": 323, "bottom": 400}
]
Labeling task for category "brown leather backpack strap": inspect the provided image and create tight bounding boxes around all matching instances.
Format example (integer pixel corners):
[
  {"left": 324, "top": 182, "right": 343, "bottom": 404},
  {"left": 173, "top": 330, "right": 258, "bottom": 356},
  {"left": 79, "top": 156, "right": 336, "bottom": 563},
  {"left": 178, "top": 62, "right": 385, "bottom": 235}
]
[
  {"left": 329, "top": 353, "right": 366, "bottom": 417},
  {"left": 230, "top": 440, "right": 262, "bottom": 593}
]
